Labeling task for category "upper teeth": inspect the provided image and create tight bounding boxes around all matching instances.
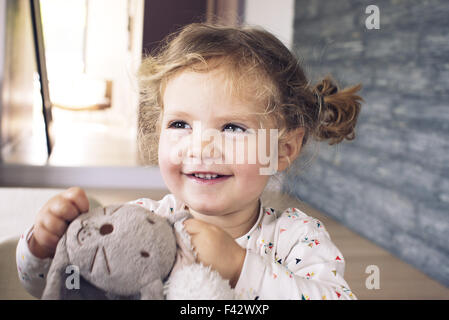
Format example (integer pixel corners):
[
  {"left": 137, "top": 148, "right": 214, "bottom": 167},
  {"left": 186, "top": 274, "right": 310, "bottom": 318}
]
[{"left": 194, "top": 173, "right": 218, "bottom": 179}]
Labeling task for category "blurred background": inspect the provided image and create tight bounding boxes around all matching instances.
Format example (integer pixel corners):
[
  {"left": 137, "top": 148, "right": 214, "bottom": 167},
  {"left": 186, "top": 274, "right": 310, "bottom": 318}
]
[{"left": 0, "top": 0, "right": 448, "bottom": 298}]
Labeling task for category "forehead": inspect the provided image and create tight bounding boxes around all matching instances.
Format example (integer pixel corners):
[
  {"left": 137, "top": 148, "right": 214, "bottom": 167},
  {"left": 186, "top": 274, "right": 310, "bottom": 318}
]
[{"left": 162, "top": 65, "right": 271, "bottom": 121}]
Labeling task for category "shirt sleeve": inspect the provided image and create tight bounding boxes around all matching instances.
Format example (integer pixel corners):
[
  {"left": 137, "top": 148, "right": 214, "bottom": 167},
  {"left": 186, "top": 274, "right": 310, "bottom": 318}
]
[
  {"left": 234, "top": 208, "right": 356, "bottom": 300},
  {"left": 16, "top": 225, "right": 52, "bottom": 299}
]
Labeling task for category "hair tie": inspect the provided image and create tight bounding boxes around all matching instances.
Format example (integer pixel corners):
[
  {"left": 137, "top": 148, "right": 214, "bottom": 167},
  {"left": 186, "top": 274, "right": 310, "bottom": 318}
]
[{"left": 314, "top": 91, "right": 325, "bottom": 118}]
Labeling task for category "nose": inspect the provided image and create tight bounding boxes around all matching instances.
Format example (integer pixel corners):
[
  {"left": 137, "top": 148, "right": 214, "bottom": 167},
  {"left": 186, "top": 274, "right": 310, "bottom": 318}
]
[
  {"left": 187, "top": 126, "right": 223, "bottom": 162},
  {"left": 99, "top": 223, "right": 113, "bottom": 235}
]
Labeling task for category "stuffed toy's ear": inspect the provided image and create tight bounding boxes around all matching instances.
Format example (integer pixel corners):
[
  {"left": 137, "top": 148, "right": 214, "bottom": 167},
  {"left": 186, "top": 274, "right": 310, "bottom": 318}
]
[
  {"left": 166, "top": 209, "right": 191, "bottom": 226},
  {"left": 171, "top": 209, "right": 195, "bottom": 258},
  {"left": 166, "top": 210, "right": 197, "bottom": 295},
  {"left": 41, "top": 234, "right": 71, "bottom": 299}
]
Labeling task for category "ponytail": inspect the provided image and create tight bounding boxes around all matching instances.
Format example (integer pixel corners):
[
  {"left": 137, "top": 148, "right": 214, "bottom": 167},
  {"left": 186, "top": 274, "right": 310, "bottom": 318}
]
[{"left": 311, "top": 75, "right": 364, "bottom": 145}]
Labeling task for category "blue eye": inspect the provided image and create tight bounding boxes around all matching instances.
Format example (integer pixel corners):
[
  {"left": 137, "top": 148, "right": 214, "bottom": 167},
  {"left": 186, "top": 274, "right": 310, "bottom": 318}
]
[
  {"left": 168, "top": 121, "right": 191, "bottom": 129},
  {"left": 223, "top": 123, "right": 246, "bottom": 133}
]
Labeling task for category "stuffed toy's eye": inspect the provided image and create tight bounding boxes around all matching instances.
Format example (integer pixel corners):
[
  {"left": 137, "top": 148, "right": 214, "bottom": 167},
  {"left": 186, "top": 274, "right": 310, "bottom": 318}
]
[
  {"left": 140, "top": 251, "right": 150, "bottom": 258},
  {"left": 99, "top": 223, "right": 114, "bottom": 235},
  {"left": 147, "top": 218, "right": 155, "bottom": 224}
]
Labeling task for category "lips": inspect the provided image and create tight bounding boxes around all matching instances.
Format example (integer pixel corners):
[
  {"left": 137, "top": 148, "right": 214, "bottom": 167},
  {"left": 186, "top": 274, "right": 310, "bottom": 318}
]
[{"left": 183, "top": 171, "right": 232, "bottom": 185}]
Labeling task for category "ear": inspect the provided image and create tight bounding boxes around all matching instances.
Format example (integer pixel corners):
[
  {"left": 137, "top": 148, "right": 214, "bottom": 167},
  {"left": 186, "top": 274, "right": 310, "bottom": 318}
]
[{"left": 277, "top": 128, "right": 305, "bottom": 172}]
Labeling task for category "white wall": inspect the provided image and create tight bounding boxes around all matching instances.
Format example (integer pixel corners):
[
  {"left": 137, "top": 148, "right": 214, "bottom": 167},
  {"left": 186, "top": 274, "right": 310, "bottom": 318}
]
[
  {"left": 244, "top": 0, "right": 295, "bottom": 49},
  {"left": 85, "top": 0, "right": 144, "bottom": 129},
  {"left": 47, "top": 0, "right": 145, "bottom": 167}
]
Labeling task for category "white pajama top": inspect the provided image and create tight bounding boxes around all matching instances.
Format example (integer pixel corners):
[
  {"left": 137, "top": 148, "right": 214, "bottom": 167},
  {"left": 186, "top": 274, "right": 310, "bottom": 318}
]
[{"left": 16, "top": 194, "right": 356, "bottom": 300}]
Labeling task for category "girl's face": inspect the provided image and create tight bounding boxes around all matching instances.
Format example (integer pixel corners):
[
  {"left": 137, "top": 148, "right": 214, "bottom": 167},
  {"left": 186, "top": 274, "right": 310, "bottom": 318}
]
[{"left": 158, "top": 67, "right": 276, "bottom": 216}]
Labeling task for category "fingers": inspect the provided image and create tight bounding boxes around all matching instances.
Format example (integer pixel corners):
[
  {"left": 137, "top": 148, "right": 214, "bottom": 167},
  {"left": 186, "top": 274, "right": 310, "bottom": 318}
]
[
  {"left": 47, "top": 197, "right": 80, "bottom": 222},
  {"left": 61, "top": 187, "right": 90, "bottom": 214},
  {"left": 43, "top": 187, "right": 88, "bottom": 222},
  {"left": 30, "top": 187, "right": 89, "bottom": 258},
  {"left": 37, "top": 211, "right": 68, "bottom": 238},
  {"left": 32, "top": 222, "right": 60, "bottom": 251},
  {"left": 183, "top": 218, "right": 209, "bottom": 234}
]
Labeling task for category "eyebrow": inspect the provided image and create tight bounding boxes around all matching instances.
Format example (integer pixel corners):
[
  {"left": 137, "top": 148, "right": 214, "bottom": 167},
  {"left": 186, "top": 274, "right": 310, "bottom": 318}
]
[{"left": 163, "top": 110, "right": 261, "bottom": 126}]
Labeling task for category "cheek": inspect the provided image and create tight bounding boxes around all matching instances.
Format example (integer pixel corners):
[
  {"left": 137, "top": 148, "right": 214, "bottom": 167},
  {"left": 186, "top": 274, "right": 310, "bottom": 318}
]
[
  {"left": 228, "top": 132, "right": 278, "bottom": 171},
  {"left": 158, "top": 134, "right": 170, "bottom": 169},
  {"left": 223, "top": 135, "right": 261, "bottom": 165},
  {"left": 158, "top": 134, "right": 182, "bottom": 185},
  {"left": 159, "top": 129, "right": 191, "bottom": 162},
  {"left": 232, "top": 163, "right": 270, "bottom": 193}
]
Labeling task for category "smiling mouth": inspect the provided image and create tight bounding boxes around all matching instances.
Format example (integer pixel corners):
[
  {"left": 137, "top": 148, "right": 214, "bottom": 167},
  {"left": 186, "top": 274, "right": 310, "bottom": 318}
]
[
  {"left": 192, "top": 173, "right": 224, "bottom": 179},
  {"left": 184, "top": 172, "right": 232, "bottom": 183}
]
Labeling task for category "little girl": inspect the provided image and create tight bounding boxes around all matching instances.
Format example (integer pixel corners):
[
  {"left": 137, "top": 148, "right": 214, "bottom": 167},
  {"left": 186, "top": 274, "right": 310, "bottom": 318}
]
[{"left": 16, "top": 23, "right": 363, "bottom": 300}]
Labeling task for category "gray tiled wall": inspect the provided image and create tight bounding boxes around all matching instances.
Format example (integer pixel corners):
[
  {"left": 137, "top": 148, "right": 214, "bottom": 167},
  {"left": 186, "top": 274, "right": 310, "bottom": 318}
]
[{"left": 284, "top": 0, "right": 449, "bottom": 286}]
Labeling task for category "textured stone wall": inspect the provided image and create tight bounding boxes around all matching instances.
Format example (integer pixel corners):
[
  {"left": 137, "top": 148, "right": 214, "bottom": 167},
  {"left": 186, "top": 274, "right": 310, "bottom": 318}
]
[{"left": 284, "top": 0, "right": 449, "bottom": 286}]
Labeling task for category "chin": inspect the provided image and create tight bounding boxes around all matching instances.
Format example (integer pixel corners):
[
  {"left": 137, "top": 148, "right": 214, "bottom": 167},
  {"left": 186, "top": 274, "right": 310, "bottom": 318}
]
[{"left": 185, "top": 197, "right": 230, "bottom": 216}]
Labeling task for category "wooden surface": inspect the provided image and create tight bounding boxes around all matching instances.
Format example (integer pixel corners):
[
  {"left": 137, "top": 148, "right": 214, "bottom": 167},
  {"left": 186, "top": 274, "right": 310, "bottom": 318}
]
[{"left": 86, "top": 188, "right": 449, "bottom": 300}]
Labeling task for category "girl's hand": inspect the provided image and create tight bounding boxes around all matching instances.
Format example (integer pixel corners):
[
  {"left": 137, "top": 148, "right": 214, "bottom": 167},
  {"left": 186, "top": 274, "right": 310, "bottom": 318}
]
[
  {"left": 28, "top": 187, "right": 90, "bottom": 259},
  {"left": 184, "top": 219, "right": 246, "bottom": 288}
]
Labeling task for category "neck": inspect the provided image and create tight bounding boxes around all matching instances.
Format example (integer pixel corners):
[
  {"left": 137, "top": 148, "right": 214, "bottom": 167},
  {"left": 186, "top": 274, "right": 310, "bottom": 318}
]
[{"left": 188, "top": 199, "right": 261, "bottom": 239}]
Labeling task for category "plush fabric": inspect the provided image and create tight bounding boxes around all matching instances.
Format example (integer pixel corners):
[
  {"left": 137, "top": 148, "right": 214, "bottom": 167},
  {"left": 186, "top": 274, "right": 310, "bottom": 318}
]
[
  {"left": 41, "top": 203, "right": 234, "bottom": 300},
  {"left": 165, "top": 264, "right": 234, "bottom": 300}
]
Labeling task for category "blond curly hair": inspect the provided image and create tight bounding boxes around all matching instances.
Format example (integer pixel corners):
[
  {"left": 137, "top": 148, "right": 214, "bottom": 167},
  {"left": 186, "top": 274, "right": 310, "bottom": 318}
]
[{"left": 137, "top": 23, "right": 364, "bottom": 165}]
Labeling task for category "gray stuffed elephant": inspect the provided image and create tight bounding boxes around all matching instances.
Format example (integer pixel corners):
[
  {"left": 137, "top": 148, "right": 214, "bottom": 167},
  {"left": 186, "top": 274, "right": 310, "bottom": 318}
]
[{"left": 42, "top": 204, "right": 190, "bottom": 299}]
